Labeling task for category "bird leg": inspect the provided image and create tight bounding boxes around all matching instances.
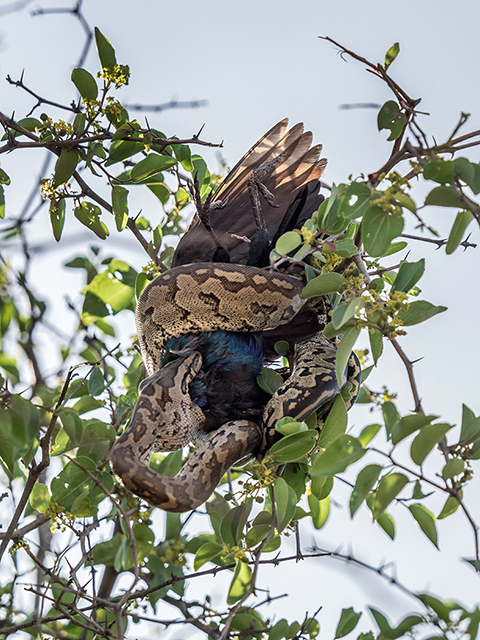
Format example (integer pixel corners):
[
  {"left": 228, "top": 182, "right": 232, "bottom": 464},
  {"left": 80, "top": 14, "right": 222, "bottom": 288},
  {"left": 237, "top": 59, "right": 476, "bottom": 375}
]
[
  {"left": 246, "top": 153, "right": 288, "bottom": 266},
  {"left": 189, "top": 176, "right": 230, "bottom": 262},
  {"left": 247, "top": 153, "right": 287, "bottom": 232}
]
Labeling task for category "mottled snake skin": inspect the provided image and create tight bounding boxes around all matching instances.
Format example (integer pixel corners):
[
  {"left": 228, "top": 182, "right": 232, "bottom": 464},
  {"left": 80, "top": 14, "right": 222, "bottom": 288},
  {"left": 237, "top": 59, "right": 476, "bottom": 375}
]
[{"left": 110, "top": 121, "right": 361, "bottom": 512}]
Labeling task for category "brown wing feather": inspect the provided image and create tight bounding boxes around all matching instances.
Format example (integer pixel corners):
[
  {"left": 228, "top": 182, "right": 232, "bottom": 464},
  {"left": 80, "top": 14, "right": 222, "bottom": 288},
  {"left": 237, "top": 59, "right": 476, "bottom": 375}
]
[{"left": 172, "top": 119, "right": 327, "bottom": 267}]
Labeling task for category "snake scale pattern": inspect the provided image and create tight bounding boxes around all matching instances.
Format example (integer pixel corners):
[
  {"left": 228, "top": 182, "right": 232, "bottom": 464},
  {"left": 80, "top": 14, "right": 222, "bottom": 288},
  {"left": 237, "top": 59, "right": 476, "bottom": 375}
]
[{"left": 110, "top": 120, "right": 361, "bottom": 512}]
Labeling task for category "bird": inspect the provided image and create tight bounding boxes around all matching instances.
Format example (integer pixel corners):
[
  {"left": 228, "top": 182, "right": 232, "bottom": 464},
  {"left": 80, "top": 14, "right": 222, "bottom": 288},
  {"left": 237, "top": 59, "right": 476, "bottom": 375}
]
[{"left": 161, "top": 119, "right": 328, "bottom": 436}]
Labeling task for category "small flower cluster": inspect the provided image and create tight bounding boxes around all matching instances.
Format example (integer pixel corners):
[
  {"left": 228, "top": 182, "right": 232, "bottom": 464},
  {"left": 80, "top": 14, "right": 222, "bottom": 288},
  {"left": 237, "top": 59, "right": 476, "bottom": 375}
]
[
  {"left": 98, "top": 64, "right": 130, "bottom": 89},
  {"left": 160, "top": 539, "right": 186, "bottom": 567},
  {"left": 104, "top": 97, "right": 125, "bottom": 126},
  {"left": 364, "top": 288, "right": 409, "bottom": 337},
  {"left": 37, "top": 114, "right": 74, "bottom": 139},
  {"left": 40, "top": 178, "right": 58, "bottom": 201},
  {"left": 221, "top": 544, "right": 247, "bottom": 563},
  {"left": 142, "top": 261, "right": 163, "bottom": 281},
  {"left": 300, "top": 225, "right": 315, "bottom": 244},
  {"left": 9, "top": 539, "right": 30, "bottom": 555},
  {"left": 46, "top": 503, "right": 75, "bottom": 532}
]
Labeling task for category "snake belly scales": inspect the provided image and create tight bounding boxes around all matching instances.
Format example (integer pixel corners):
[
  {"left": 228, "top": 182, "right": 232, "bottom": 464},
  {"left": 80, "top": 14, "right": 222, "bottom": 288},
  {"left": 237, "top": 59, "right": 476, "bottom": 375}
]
[{"left": 109, "top": 121, "right": 361, "bottom": 513}]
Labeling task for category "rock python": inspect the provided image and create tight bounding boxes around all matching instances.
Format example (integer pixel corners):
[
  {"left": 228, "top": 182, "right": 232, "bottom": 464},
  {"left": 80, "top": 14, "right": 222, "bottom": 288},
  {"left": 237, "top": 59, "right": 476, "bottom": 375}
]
[{"left": 110, "top": 120, "right": 361, "bottom": 512}]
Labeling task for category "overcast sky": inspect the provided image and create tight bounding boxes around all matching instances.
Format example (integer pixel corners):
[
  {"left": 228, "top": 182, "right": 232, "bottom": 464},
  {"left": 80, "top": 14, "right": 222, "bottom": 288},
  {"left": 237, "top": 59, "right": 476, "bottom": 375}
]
[{"left": 1, "top": 1, "right": 480, "bottom": 637}]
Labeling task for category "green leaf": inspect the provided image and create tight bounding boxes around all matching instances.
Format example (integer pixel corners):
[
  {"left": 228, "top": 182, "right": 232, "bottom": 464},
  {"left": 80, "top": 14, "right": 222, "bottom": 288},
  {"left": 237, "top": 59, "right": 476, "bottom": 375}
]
[
  {"left": 362, "top": 206, "right": 404, "bottom": 257},
  {"left": 0, "top": 355, "right": 20, "bottom": 386},
  {"left": 300, "top": 272, "right": 346, "bottom": 298},
  {"left": 51, "top": 457, "right": 113, "bottom": 516},
  {"left": 135, "top": 272, "right": 149, "bottom": 300},
  {"left": 30, "top": 483, "right": 51, "bottom": 512},
  {"left": 53, "top": 148, "right": 79, "bottom": 188},
  {"left": 58, "top": 408, "right": 84, "bottom": 446},
  {"left": 111, "top": 121, "right": 141, "bottom": 141},
  {"left": 332, "top": 298, "right": 365, "bottom": 329},
  {"left": 73, "top": 112, "right": 86, "bottom": 135},
  {"left": 409, "top": 503, "right": 438, "bottom": 548},
  {"left": 268, "top": 430, "right": 316, "bottom": 463},
  {"left": 360, "top": 365, "right": 374, "bottom": 384},
  {"left": 245, "top": 523, "right": 272, "bottom": 548},
  {"left": 384, "top": 42, "right": 400, "bottom": 69},
  {"left": 148, "top": 182, "right": 171, "bottom": 204},
  {"left": 319, "top": 184, "right": 350, "bottom": 234},
  {"left": 49, "top": 198, "right": 65, "bottom": 242},
  {"left": 423, "top": 160, "right": 455, "bottom": 185},
  {"left": 384, "top": 240, "right": 408, "bottom": 255},
  {"left": 425, "top": 185, "right": 463, "bottom": 207},
  {"left": 310, "top": 435, "right": 365, "bottom": 476},
  {"left": 308, "top": 494, "right": 330, "bottom": 530},
  {"left": 95, "top": 27, "right": 117, "bottom": 71},
  {"left": 410, "top": 422, "right": 453, "bottom": 466},
  {"left": 463, "top": 559, "right": 480, "bottom": 573},
  {"left": 394, "top": 191, "right": 416, "bottom": 212},
  {"left": 220, "top": 502, "right": 252, "bottom": 546},
  {"left": 227, "top": 561, "right": 252, "bottom": 605},
  {"left": 336, "top": 327, "right": 360, "bottom": 386},
  {"left": 317, "top": 395, "right": 348, "bottom": 449},
  {"left": 460, "top": 405, "right": 480, "bottom": 444},
  {"left": 446, "top": 210, "right": 474, "bottom": 254},
  {"left": 0, "top": 185, "right": 4, "bottom": 219},
  {"left": 88, "top": 367, "right": 105, "bottom": 397},
  {"left": 310, "top": 474, "right": 334, "bottom": 501},
  {"left": 335, "top": 182, "right": 372, "bottom": 221},
  {"left": 105, "top": 140, "right": 144, "bottom": 166},
  {"left": 350, "top": 464, "right": 382, "bottom": 517},
  {"left": 377, "top": 100, "right": 407, "bottom": 141},
  {"left": 191, "top": 154, "right": 209, "bottom": 186},
  {"left": 112, "top": 185, "right": 129, "bottom": 231},
  {"left": 268, "top": 429, "right": 317, "bottom": 464},
  {"left": 369, "top": 609, "right": 423, "bottom": 639},
  {"left": 391, "top": 413, "right": 437, "bottom": 445},
  {"left": 269, "top": 620, "right": 290, "bottom": 640},
  {"left": 417, "top": 594, "right": 461, "bottom": 623},
  {"left": 275, "top": 231, "right": 302, "bottom": 255},
  {"left": 398, "top": 300, "right": 447, "bottom": 326},
  {"left": 437, "top": 492, "right": 462, "bottom": 520},
  {"left": 370, "top": 473, "right": 409, "bottom": 519},
  {"left": 71, "top": 68, "right": 98, "bottom": 101},
  {"left": 193, "top": 542, "right": 223, "bottom": 570},
  {"left": 272, "top": 476, "right": 297, "bottom": 532},
  {"left": 442, "top": 458, "right": 465, "bottom": 479},
  {"left": 83, "top": 260, "right": 136, "bottom": 314},
  {"left": 74, "top": 202, "right": 109, "bottom": 240},
  {"left": 0, "top": 168, "right": 11, "bottom": 185},
  {"left": 391, "top": 259, "right": 425, "bottom": 293},
  {"left": 256, "top": 367, "right": 283, "bottom": 395},
  {"left": 131, "top": 154, "right": 177, "bottom": 182},
  {"left": 283, "top": 462, "right": 308, "bottom": 501},
  {"left": 334, "top": 237, "right": 359, "bottom": 257},
  {"left": 455, "top": 157, "right": 480, "bottom": 193},
  {"left": 358, "top": 423, "right": 381, "bottom": 447},
  {"left": 375, "top": 510, "right": 396, "bottom": 539},
  {"left": 230, "top": 609, "right": 266, "bottom": 636},
  {"left": 335, "top": 607, "right": 362, "bottom": 638},
  {"left": 369, "top": 328, "right": 383, "bottom": 365},
  {"left": 274, "top": 340, "right": 289, "bottom": 356},
  {"left": 171, "top": 143, "right": 194, "bottom": 172},
  {"left": 1, "top": 118, "right": 41, "bottom": 141},
  {"left": 412, "top": 480, "right": 433, "bottom": 500}
]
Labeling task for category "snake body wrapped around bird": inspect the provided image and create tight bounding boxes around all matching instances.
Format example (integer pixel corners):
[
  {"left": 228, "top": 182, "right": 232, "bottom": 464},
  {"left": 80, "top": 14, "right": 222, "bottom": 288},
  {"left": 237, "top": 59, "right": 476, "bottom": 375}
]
[{"left": 110, "top": 119, "right": 361, "bottom": 512}]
